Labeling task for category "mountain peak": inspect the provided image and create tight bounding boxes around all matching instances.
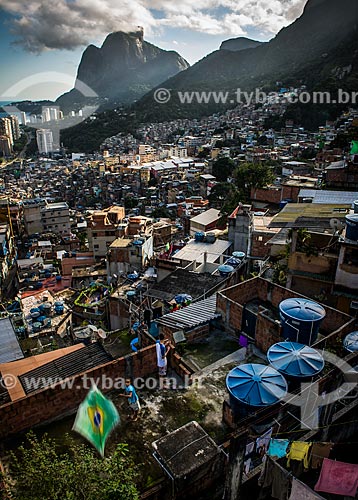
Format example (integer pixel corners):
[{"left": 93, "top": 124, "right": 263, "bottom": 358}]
[
  {"left": 220, "top": 37, "right": 263, "bottom": 52},
  {"left": 57, "top": 29, "right": 189, "bottom": 109}
]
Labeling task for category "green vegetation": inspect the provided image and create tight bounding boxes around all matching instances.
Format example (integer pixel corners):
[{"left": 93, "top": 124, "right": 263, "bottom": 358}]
[
  {"left": 209, "top": 161, "right": 275, "bottom": 215},
  {"left": 12, "top": 134, "right": 27, "bottom": 153},
  {"left": 212, "top": 157, "right": 235, "bottom": 182},
  {"left": 1, "top": 432, "right": 139, "bottom": 500}
]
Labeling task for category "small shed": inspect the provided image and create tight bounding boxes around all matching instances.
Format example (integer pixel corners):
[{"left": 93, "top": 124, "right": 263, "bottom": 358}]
[{"left": 152, "top": 421, "right": 224, "bottom": 496}]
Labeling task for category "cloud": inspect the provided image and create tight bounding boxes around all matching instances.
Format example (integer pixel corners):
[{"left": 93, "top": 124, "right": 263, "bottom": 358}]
[{"left": 0, "top": 0, "right": 308, "bottom": 52}]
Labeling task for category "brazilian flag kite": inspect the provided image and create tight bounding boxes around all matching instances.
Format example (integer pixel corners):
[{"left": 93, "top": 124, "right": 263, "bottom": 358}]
[
  {"left": 350, "top": 140, "right": 358, "bottom": 155},
  {"left": 72, "top": 385, "right": 120, "bottom": 457}
]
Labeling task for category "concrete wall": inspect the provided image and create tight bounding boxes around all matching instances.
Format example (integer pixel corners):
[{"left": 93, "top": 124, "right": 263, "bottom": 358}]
[{"left": 109, "top": 295, "right": 130, "bottom": 330}]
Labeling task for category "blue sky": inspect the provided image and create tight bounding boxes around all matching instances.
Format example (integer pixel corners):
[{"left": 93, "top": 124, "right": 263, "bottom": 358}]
[{"left": 0, "top": 0, "right": 307, "bottom": 101}]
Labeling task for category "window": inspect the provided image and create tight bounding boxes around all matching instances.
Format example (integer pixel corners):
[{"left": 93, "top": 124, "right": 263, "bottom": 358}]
[{"left": 94, "top": 244, "right": 99, "bottom": 249}]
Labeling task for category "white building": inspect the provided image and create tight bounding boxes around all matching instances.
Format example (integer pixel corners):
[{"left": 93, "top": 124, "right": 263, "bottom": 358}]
[
  {"left": 36, "top": 129, "right": 54, "bottom": 154},
  {"left": 169, "top": 145, "right": 188, "bottom": 158},
  {"left": 42, "top": 106, "right": 61, "bottom": 122}
]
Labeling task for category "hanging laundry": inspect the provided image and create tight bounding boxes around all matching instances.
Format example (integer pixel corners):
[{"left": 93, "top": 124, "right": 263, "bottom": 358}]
[
  {"left": 314, "top": 458, "right": 358, "bottom": 497},
  {"left": 310, "top": 442, "right": 332, "bottom": 469},
  {"left": 244, "top": 441, "right": 255, "bottom": 475},
  {"left": 268, "top": 439, "right": 289, "bottom": 459},
  {"left": 271, "top": 460, "right": 291, "bottom": 500},
  {"left": 256, "top": 427, "right": 273, "bottom": 460},
  {"left": 289, "top": 478, "right": 325, "bottom": 500},
  {"left": 287, "top": 442, "right": 311, "bottom": 469},
  {"left": 258, "top": 457, "right": 291, "bottom": 500}
]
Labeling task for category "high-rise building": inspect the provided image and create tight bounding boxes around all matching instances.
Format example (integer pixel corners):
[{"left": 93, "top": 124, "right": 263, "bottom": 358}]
[
  {"left": 36, "top": 129, "right": 54, "bottom": 154},
  {"left": 0, "top": 136, "right": 12, "bottom": 156},
  {"left": 42, "top": 106, "right": 61, "bottom": 122},
  {"left": 0, "top": 117, "right": 14, "bottom": 145},
  {"left": 9, "top": 115, "right": 20, "bottom": 141}
]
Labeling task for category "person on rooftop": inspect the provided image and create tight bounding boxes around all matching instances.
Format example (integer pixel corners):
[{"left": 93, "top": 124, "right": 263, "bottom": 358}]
[
  {"left": 120, "top": 378, "right": 140, "bottom": 421},
  {"left": 156, "top": 333, "right": 171, "bottom": 377}
]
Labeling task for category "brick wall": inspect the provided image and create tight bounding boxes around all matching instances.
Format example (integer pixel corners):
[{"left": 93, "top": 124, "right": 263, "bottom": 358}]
[
  {"left": 251, "top": 232, "right": 272, "bottom": 259},
  {"left": 250, "top": 186, "right": 281, "bottom": 204},
  {"left": 217, "top": 277, "right": 353, "bottom": 350},
  {"left": 0, "top": 345, "right": 158, "bottom": 439},
  {"left": 255, "top": 310, "right": 281, "bottom": 353}
]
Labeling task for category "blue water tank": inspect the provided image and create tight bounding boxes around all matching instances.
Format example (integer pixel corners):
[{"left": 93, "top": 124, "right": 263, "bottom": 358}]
[
  {"left": 279, "top": 200, "right": 288, "bottom": 210},
  {"left": 233, "top": 251, "right": 246, "bottom": 260},
  {"left": 279, "top": 298, "right": 325, "bottom": 345},
  {"left": 218, "top": 264, "right": 234, "bottom": 277},
  {"left": 343, "top": 331, "right": 358, "bottom": 352},
  {"left": 226, "top": 364, "right": 287, "bottom": 420},
  {"left": 225, "top": 257, "right": 241, "bottom": 267},
  {"left": 267, "top": 342, "right": 324, "bottom": 378},
  {"left": 195, "top": 231, "right": 205, "bottom": 242},
  {"left": 205, "top": 232, "right": 216, "bottom": 243},
  {"left": 345, "top": 214, "right": 358, "bottom": 241}
]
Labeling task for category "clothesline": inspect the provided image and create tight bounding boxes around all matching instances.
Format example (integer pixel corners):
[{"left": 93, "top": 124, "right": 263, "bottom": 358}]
[{"left": 271, "top": 417, "right": 358, "bottom": 436}]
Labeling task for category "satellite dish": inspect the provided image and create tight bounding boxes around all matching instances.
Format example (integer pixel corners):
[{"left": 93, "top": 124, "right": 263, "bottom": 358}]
[{"left": 329, "top": 218, "right": 344, "bottom": 233}]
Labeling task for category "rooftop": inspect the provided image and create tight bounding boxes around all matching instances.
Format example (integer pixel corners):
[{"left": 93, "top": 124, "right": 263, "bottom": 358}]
[
  {"left": 0, "top": 317, "right": 23, "bottom": 364},
  {"left": 0, "top": 344, "right": 84, "bottom": 401},
  {"left": 173, "top": 239, "right": 231, "bottom": 264},
  {"left": 298, "top": 189, "right": 358, "bottom": 205},
  {"left": 190, "top": 208, "right": 221, "bottom": 226},
  {"left": 156, "top": 295, "right": 220, "bottom": 331},
  {"left": 145, "top": 268, "right": 225, "bottom": 302},
  {"left": 18, "top": 343, "right": 112, "bottom": 395},
  {"left": 152, "top": 421, "right": 221, "bottom": 479},
  {"left": 109, "top": 238, "right": 132, "bottom": 249},
  {"left": 269, "top": 203, "right": 350, "bottom": 229}
]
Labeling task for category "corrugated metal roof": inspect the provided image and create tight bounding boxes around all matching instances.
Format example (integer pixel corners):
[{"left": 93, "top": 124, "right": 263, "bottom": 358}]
[
  {"left": 0, "top": 318, "right": 23, "bottom": 364},
  {"left": 156, "top": 295, "right": 220, "bottom": 330},
  {"left": 269, "top": 203, "right": 350, "bottom": 228},
  {"left": 19, "top": 343, "right": 112, "bottom": 395},
  {"left": 299, "top": 189, "right": 358, "bottom": 205}
]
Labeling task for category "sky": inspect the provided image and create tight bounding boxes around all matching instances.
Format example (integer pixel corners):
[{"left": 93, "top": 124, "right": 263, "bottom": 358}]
[{"left": 0, "top": 0, "right": 307, "bottom": 101}]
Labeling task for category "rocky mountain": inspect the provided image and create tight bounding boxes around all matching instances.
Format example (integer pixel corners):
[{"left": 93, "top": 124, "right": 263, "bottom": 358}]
[
  {"left": 62, "top": 0, "right": 358, "bottom": 151},
  {"left": 220, "top": 37, "right": 263, "bottom": 52},
  {"left": 135, "top": 0, "right": 358, "bottom": 121},
  {"left": 57, "top": 28, "right": 189, "bottom": 110}
]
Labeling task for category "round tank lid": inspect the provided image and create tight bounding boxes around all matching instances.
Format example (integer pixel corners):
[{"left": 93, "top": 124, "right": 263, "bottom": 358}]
[
  {"left": 343, "top": 331, "right": 358, "bottom": 352},
  {"left": 233, "top": 251, "right": 246, "bottom": 258},
  {"left": 218, "top": 264, "right": 234, "bottom": 273},
  {"left": 279, "top": 298, "right": 326, "bottom": 322},
  {"left": 226, "top": 363, "right": 287, "bottom": 407},
  {"left": 346, "top": 214, "right": 358, "bottom": 223},
  {"left": 267, "top": 342, "right": 324, "bottom": 377}
]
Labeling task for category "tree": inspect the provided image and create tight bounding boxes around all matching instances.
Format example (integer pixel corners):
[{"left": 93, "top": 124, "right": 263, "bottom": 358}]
[
  {"left": 2, "top": 432, "right": 139, "bottom": 500},
  {"left": 234, "top": 162, "right": 275, "bottom": 201},
  {"left": 212, "top": 157, "right": 235, "bottom": 182},
  {"left": 209, "top": 182, "right": 244, "bottom": 215}
]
